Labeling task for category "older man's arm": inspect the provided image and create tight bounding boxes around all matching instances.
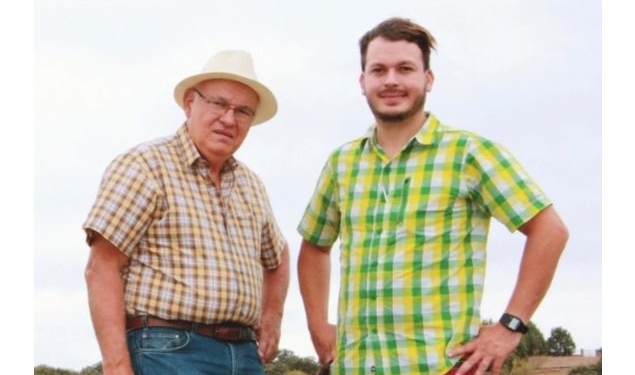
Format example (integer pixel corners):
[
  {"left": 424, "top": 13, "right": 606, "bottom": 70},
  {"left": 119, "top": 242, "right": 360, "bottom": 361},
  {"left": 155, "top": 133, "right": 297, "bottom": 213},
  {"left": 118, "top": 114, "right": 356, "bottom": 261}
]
[
  {"left": 258, "top": 244, "right": 290, "bottom": 363},
  {"left": 84, "top": 232, "right": 134, "bottom": 375}
]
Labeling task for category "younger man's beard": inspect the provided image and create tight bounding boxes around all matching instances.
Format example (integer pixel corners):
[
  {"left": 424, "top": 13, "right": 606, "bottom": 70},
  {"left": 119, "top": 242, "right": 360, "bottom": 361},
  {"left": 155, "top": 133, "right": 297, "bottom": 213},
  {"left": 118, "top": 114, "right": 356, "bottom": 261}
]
[{"left": 368, "top": 92, "right": 426, "bottom": 123}]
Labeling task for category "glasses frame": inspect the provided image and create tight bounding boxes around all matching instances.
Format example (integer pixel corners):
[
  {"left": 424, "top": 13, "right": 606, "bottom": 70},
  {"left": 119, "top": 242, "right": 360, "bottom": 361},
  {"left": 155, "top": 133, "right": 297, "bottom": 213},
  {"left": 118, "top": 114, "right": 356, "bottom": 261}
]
[{"left": 192, "top": 88, "right": 256, "bottom": 124}]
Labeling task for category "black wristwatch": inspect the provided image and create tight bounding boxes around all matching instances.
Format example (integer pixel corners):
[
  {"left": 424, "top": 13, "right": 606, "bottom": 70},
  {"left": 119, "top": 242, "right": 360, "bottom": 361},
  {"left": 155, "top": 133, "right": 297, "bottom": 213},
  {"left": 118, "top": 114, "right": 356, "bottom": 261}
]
[{"left": 499, "top": 313, "right": 528, "bottom": 334}]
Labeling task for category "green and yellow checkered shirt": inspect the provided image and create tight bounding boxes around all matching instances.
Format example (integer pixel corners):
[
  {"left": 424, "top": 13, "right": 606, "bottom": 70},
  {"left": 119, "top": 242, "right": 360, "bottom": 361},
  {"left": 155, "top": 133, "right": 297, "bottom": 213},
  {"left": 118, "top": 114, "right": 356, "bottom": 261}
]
[
  {"left": 298, "top": 114, "right": 551, "bottom": 374},
  {"left": 84, "top": 124, "right": 286, "bottom": 326}
]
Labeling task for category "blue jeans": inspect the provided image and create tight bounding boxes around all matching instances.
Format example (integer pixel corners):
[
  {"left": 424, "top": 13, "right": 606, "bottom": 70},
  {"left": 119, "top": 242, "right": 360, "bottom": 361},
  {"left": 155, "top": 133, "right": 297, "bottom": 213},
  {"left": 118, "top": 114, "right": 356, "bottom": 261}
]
[{"left": 127, "top": 327, "right": 264, "bottom": 375}]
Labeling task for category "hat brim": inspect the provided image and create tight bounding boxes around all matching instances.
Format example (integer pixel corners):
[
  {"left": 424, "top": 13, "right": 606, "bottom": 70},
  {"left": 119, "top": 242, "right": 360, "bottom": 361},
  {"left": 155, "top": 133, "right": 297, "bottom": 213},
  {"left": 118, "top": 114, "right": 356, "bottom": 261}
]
[{"left": 174, "top": 73, "right": 277, "bottom": 126}]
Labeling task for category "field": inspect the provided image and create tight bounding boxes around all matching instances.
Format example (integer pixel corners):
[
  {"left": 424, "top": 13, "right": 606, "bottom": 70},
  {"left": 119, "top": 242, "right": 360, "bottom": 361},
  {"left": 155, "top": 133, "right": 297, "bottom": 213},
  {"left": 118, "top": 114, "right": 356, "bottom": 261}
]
[{"left": 528, "top": 355, "right": 601, "bottom": 375}]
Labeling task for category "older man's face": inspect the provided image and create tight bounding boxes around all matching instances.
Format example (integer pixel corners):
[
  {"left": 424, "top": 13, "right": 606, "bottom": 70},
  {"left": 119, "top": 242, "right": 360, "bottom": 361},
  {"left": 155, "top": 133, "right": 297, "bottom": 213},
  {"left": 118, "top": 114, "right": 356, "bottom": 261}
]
[{"left": 183, "top": 79, "right": 259, "bottom": 165}]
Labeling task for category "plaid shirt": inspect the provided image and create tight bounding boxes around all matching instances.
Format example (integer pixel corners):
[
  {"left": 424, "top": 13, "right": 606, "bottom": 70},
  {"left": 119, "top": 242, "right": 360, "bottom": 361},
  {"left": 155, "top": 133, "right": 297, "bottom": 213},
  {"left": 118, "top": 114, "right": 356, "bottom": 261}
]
[
  {"left": 84, "top": 124, "right": 286, "bottom": 326},
  {"left": 297, "top": 114, "right": 551, "bottom": 375}
]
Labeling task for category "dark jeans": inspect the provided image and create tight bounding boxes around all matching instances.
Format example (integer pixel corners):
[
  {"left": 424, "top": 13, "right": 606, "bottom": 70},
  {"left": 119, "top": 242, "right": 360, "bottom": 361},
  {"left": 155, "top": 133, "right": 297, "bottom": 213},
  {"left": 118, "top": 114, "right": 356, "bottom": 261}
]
[{"left": 127, "top": 327, "right": 263, "bottom": 375}]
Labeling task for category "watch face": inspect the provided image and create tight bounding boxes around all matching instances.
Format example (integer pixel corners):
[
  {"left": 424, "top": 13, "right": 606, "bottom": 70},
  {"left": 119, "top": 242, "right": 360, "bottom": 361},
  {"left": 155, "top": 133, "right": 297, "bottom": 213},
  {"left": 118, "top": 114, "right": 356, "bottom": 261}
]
[
  {"left": 500, "top": 313, "right": 527, "bottom": 333},
  {"left": 509, "top": 317, "right": 520, "bottom": 330}
]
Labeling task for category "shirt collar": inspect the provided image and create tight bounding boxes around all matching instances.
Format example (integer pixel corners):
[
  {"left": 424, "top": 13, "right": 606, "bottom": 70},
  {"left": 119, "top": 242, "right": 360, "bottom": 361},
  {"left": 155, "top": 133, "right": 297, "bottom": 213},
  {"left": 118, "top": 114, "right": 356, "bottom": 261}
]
[
  {"left": 362, "top": 112, "right": 442, "bottom": 149},
  {"left": 413, "top": 113, "right": 441, "bottom": 146},
  {"left": 175, "top": 123, "right": 238, "bottom": 172}
]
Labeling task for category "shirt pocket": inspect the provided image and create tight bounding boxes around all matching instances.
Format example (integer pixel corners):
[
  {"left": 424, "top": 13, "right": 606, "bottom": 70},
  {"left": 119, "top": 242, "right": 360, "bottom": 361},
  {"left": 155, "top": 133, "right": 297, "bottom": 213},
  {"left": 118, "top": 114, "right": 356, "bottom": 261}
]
[{"left": 401, "top": 189, "right": 466, "bottom": 238}]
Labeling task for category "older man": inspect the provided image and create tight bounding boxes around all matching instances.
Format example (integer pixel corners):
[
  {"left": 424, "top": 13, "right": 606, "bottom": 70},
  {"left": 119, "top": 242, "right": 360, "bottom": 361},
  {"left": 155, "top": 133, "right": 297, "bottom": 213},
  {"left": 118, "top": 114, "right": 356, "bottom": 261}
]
[{"left": 84, "top": 50, "right": 289, "bottom": 375}]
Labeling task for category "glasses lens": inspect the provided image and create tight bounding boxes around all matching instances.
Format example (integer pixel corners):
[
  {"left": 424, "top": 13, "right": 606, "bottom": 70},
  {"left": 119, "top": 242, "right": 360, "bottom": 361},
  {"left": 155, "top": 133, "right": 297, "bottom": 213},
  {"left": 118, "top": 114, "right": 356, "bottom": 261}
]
[{"left": 197, "top": 90, "right": 254, "bottom": 123}]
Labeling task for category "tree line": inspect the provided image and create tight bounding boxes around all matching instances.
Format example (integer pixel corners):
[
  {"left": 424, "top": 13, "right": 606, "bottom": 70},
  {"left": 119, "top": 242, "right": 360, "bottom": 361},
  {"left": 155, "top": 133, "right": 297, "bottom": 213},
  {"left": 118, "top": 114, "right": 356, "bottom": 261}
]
[{"left": 35, "top": 323, "right": 600, "bottom": 375}]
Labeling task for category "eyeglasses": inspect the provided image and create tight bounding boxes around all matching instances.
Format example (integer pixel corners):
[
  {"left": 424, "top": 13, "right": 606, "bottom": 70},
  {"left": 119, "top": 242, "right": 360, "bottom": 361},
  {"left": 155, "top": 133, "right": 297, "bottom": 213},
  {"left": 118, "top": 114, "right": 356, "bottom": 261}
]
[{"left": 192, "top": 88, "right": 256, "bottom": 124}]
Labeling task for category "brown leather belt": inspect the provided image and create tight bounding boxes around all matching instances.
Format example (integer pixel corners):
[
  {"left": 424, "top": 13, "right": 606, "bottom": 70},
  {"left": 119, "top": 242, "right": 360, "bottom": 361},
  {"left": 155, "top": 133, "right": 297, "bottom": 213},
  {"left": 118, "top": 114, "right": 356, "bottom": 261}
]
[{"left": 126, "top": 315, "right": 258, "bottom": 342}]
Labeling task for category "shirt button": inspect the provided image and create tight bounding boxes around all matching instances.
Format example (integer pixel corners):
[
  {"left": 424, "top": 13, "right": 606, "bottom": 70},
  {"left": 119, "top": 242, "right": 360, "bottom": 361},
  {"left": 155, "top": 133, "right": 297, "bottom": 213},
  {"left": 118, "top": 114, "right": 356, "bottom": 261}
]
[{"left": 370, "top": 365, "right": 376, "bottom": 372}]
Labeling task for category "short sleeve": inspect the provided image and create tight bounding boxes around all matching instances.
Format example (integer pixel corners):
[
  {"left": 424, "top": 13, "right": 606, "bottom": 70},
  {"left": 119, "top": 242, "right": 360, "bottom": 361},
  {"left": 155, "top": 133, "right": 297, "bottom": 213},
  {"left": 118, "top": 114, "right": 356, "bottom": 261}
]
[
  {"left": 258, "top": 182, "right": 287, "bottom": 269},
  {"left": 297, "top": 156, "right": 341, "bottom": 246},
  {"left": 83, "top": 152, "right": 160, "bottom": 255},
  {"left": 464, "top": 138, "right": 551, "bottom": 232}
]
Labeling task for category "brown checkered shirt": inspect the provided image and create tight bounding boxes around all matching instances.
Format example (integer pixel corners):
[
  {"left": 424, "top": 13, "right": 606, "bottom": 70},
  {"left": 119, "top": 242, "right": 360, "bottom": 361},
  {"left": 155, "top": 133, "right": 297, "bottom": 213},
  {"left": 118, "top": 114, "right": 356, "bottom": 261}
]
[{"left": 83, "top": 124, "right": 286, "bottom": 326}]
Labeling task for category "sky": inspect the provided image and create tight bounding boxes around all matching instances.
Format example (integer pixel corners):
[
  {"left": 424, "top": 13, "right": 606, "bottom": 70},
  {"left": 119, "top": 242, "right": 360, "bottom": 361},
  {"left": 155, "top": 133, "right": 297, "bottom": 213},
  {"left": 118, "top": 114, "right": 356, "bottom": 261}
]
[{"left": 11, "top": 0, "right": 618, "bottom": 371}]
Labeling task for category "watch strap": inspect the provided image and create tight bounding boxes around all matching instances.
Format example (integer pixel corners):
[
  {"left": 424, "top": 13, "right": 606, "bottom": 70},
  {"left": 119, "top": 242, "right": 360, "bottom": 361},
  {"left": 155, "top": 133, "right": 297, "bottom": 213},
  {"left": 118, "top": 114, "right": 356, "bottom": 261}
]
[{"left": 499, "top": 313, "right": 529, "bottom": 334}]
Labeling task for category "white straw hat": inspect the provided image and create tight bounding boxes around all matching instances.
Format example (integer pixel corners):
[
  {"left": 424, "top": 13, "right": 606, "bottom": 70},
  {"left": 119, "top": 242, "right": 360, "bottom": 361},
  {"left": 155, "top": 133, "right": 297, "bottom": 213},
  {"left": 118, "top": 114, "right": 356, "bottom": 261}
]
[{"left": 174, "top": 50, "right": 277, "bottom": 126}]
